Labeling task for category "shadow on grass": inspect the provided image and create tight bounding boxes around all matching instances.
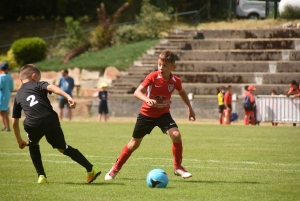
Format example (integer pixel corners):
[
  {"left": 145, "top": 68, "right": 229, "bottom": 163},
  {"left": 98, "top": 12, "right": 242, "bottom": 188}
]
[{"left": 62, "top": 182, "right": 125, "bottom": 186}]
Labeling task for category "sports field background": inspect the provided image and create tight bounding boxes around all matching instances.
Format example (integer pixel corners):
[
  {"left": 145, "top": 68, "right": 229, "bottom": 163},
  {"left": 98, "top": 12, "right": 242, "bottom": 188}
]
[{"left": 0, "top": 121, "right": 299, "bottom": 200}]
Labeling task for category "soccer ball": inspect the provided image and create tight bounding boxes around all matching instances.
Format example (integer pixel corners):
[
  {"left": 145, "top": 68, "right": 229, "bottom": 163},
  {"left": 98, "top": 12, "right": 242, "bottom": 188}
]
[{"left": 146, "top": 168, "right": 168, "bottom": 188}]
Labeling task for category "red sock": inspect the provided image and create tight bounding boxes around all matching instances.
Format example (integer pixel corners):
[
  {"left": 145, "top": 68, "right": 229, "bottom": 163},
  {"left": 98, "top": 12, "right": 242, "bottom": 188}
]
[
  {"left": 244, "top": 116, "right": 249, "bottom": 125},
  {"left": 114, "top": 145, "right": 132, "bottom": 171},
  {"left": 172, "top": 141, "right": 183, "bottom": 169},
  {"left": 219, "top": 116, "right": 223, "bottom": 124}
]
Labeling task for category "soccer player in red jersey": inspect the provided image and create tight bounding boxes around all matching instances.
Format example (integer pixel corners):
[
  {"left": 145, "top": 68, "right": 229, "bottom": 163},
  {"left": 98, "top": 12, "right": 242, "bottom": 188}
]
[{"left": 105, "top": 50, "right": 196, "bottom": 180}]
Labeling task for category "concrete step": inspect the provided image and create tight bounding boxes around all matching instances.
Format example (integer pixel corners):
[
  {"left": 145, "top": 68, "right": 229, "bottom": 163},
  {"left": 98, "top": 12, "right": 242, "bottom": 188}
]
[
  {"left": 108, "top": 83, "right": 290, "bottom": 96},
  {"left": 129, "top": 61, "right": 300, "bottom": 73},
  {"left": 113, "top": 72, "right": 298, "bottom": 85},
  {"left": 155, "top": 39, "right": 300, "bottom": 50},
  {"left": 168, "top": 29, "right": 300, "bottom": 39},
  {"left": 176, "top": 72, "right": 299, "bottom": 84},
  {"left": 141, "top": 50, "right": 300, "bottom": 61},
  {"left": 182, "top": 83, "right": 289, "bottom": 96}
]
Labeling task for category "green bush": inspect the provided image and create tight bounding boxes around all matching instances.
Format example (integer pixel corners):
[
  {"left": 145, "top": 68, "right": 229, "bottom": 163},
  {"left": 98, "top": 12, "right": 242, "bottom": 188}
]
[
  {"left": 58, "top": 17, "right": 88, "bottom": 51},
  {"left": 280, "top": 5, "right": 300, "bottom": 19},
  {"left": 11, "top": 37, "right": 46, "bottom": 65},
  {"left": 113, "top": 25, "right": 150, "bottom": 44},
  {"left": 113, "top": 0, "right": 172, "bottom": 45}
]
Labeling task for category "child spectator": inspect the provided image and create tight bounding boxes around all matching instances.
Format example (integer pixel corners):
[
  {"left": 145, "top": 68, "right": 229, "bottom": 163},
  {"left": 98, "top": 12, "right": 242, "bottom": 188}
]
[
  {"left": 12, "top": 64, "right": 101, "bottom": 184},
  {"left": 217, "top": 86, "right": 225, "bottom": 124},
  {"left": 271, "top": 90, "right": 278, "bottom": 126},
  {"left": 104, "top": 50, "right": 195, "bottom": 181},
  {"left": 223, "top": 85, "right": 232, "bottom": 124},
  {"left": 0, "top": 62, "right": 14, "bottom": 132},
  {"left": 243, "top": 85, "right": 249, "bottom": 125},
  {"left": 243, "top": 85, "right": 256, "bottom": 125},
  {"left": 95, "top": 83, "right": 110, "bottom": 122}
]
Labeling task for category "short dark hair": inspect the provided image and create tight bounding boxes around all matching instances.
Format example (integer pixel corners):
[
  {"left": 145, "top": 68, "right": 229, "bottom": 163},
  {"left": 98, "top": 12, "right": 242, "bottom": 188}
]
[
  {"left": 158, "top": 50, "right": 176, "bottom": 65},
  {"left": 20, "top": 64, "right": 41, "bottom": 80},
  {"left": 291, "top": 80, "right": 298, "bottom": 86},
  {"left": 62, "top": 69, "right": 69, "bottom": 74},
  {"left": 244, "top": 85, "right": 249, "bottom": 91}
]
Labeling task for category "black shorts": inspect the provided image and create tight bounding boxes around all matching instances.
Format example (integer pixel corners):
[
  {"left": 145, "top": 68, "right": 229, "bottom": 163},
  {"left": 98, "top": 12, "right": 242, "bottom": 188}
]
[
  {"left": 132, "top": 112, "right": 178, "bottom": 138},
  {"left": 98, "top": 102, "right": 108, "bottom": 114},
  {"left": 58, "top": 99, "right": 70, "bottom": 109},
  {"left": 24, "top": 127, "right": 67, "bottom": 149},
  {"left": 218, "top": 105, "right": 225, "bottom": 113}
]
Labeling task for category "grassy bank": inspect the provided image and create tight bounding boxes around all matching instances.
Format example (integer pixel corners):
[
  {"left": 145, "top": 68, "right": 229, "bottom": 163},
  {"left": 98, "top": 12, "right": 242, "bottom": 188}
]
[{"left": 34, "top": 39, "right": 158, "bottom": 71}]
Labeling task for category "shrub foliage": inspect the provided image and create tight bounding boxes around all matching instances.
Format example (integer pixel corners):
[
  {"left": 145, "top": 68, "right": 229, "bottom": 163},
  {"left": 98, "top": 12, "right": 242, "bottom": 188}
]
[
  {"left": 114, "top": 0, "right": 172, "bottom": 44},
  {"left": 11, "top": 37, "right": 46, "bottom": 65},
  {"left": 279, "top": 5, "right": 300, "bottom": 19}
]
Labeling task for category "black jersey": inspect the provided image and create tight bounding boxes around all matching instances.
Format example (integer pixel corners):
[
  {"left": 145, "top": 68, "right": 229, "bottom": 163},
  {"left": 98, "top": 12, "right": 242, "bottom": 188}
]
[
  {"left": 12, "top": 81, "right": 60, "bottom": 129},
  {"left": 98, "top": 91, "right": 108, "bottom": 102}
]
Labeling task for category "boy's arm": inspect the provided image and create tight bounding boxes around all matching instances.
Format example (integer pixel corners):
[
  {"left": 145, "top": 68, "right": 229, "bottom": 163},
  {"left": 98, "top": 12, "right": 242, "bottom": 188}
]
[
  {"left": 290, "top": 94, "right": 300, "bottom": 99},
  {"left": 12, "top": 118, "right": 27, "bottom": 149},
  {"left": 47, "top": 84, "right": 76, "bottom": 108},
  {"left": 177, "top": 89, "right": 196, "bottom": 121},
  {"left": 134, "top": 84, "right": 157, "bottom": 106}
]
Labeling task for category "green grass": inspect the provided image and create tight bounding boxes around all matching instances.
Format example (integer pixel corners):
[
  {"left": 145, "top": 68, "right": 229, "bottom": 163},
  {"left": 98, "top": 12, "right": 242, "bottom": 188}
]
[
  {"left": 34, "top": 39, "right": 158, "bottom": 71},
  {"left": 1, "top": 122, "right": 300, "bottom": 201}
]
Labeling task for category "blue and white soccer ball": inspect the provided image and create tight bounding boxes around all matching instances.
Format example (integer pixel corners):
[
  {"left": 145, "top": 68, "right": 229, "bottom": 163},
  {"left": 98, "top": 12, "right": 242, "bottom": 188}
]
[{"left": 146, "top": 168, "right": 169, "bottom": 188}]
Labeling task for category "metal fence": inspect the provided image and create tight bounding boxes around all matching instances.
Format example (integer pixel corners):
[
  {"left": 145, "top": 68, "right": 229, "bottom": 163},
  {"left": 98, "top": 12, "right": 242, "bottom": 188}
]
[{"left": 256, "top": 95, "right": 300, "bottom": 123}]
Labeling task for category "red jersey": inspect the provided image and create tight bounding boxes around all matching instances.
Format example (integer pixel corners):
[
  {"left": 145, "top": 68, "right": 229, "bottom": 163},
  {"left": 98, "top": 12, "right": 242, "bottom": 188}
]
[
  {"left": 140, "top": 71, "right": 182, "bottom": 118},
  {"left": 224, "top": 92, "right": 232, "bottom": 105},
  {"left": 288, "top": 87, "right": 300, "bottom": 95},
  {"left": 244, "top": 91, "right": 254, "bottom": 102}
]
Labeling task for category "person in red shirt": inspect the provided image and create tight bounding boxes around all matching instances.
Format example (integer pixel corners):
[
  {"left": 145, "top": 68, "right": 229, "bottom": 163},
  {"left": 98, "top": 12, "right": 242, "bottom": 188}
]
[
  {"left": 243, "top": 85, "right": 256, "bottom": 125},
  {"left": 287, "top": 80, "right": 300, "bottom": 97},
  {"left": 224, "top": 85, "right": 232, "bottom": 111},
  {"left": 104, "top": 50, "right": 196, "bottom": 181}
]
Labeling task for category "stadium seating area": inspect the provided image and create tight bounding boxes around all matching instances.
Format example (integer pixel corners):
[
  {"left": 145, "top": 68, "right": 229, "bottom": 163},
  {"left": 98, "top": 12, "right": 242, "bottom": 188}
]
[{"left": 110, "top": 28, "right": 300, "bottom": 96}]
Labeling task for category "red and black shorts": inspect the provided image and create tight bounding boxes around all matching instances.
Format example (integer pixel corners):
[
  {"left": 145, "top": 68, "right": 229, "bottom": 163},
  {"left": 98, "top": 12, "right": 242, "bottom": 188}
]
[{"left": 132, "top": 112, "right": 178, "bottom": 138}]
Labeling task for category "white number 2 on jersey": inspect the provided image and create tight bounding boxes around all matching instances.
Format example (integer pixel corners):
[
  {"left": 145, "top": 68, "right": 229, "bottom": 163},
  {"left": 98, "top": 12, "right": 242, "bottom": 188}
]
[{"left": 26, "top": 95, "right": 39, "bottom": 107}]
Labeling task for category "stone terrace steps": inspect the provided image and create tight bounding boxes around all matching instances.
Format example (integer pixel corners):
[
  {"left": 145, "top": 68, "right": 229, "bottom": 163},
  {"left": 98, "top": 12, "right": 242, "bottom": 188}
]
[
  {"left": 166, "top": 29, "right": 300, "bottom": 39},
  {"left": 141, "top": 50, "right": 300, "bottom": 61},
  {"left": 109, "top": 28, "right": 300, "bottom": 95},
  {"left": 127, "top": 61, "right": 300, "bottom": 73},
  {"left": 154, "top": 39, "right": 300, "bottom": 50},
  {"left": 113, "top": 72, "right": 298, "bottom": 85},
  {"left": 109, "top": 83, "right": 290, "bottom": 95}
]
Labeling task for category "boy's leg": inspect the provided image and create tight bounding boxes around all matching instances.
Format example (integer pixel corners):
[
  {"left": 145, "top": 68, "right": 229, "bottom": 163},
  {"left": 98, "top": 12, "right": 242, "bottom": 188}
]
[
  {"left": 219, "top": 113, "right": 223, "bottom": 124},
  {"left": 105, "top": 138, "right": 143, "bottom": 180},
  {"left": 29, "top": 145, "right": 46, "bottom": 178},
  {"left": 167, "top": 127, "right": 192, "bottom": 178},
  {"left": 45, "top": 127, "right": 100, "bottom": 183},
  {"left": 62, "top": 145, "right": 93, "bottom": 172},
  {"left": 68, "top": 108, "right": 72, "bottom": 121}
]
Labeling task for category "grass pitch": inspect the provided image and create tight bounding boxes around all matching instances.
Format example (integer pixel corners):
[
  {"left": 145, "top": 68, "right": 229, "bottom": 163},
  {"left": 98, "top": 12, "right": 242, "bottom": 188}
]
[{"left": 0, "top": 121, "right": 299, "bottom": 201}]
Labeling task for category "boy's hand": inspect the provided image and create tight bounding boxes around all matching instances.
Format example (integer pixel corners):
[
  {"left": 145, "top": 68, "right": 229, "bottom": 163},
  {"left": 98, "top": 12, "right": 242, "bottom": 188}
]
[
  {"left": 146, "top": 99, "right": 157, "bottom": 106},
  {"left": 188, "top": 109, "right": 196, "bottom": 121},
  {"left": 18, "top": 139, "right": 27, "bottom": 149},
  {"left": 68, "top": 97, "right": 76, "bottom": 108}
]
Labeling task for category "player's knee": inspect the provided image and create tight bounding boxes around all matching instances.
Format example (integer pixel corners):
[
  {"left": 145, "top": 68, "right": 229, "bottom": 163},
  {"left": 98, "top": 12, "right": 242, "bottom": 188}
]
[{"left": 170, "top": 130, "right": 181, "bottom": 141}]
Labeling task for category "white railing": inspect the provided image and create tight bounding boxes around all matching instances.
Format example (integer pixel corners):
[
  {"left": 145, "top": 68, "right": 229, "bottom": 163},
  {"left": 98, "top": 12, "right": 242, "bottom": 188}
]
[{"left": 256, "top": 95, "right": 300, "bottom": 123}]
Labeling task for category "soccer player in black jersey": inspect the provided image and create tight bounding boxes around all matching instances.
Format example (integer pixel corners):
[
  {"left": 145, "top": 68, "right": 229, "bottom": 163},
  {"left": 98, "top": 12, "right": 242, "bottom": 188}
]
[{"left": 12, "top": 64, "right": 101, "bottom": 184}]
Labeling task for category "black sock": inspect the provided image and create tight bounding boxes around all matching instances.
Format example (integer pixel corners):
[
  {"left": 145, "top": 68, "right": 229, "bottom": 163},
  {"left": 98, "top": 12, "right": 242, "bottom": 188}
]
[
  {"left": 63, "top": 145, "right": 93, "bottom": 172},
  {"left": 29, "top": 145, "right": 46, "bottom": 177}
]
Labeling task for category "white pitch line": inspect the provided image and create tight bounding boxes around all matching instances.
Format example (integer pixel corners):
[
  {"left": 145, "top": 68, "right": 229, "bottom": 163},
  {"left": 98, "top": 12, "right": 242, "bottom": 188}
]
[
  {"left": 3, "top": 159, "right": 300, "bottom": 173},
  {"left": 1, "top": 152, "right": 300, "bottom": 168}
]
